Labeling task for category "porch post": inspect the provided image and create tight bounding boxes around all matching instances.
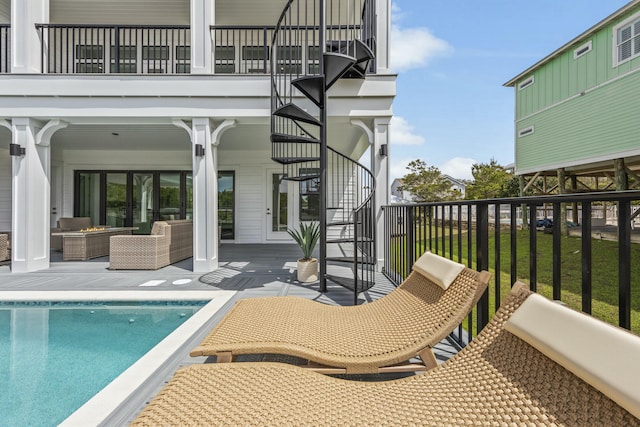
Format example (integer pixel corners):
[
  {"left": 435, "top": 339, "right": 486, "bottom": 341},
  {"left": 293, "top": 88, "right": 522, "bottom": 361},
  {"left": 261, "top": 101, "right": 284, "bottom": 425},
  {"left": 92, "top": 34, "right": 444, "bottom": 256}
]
[
  {"left": 11, "top": 0, "right": 49, "bottom": 73},
  {"left": 354, "top": 118, "right": 390, "bottom": 272},
  {"left": 10, "top": 118, "right": 67, "bottom": 273},
  {"left": 190, "top": 0, "right": 214, "bottom": 74}
]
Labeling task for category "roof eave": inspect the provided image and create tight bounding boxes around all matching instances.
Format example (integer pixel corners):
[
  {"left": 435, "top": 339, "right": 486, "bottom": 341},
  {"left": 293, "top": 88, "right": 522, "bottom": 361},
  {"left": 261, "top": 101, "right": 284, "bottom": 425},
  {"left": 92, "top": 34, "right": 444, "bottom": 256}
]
[{"left": 503, "top": 0, "right": 640, "bottom": 87}]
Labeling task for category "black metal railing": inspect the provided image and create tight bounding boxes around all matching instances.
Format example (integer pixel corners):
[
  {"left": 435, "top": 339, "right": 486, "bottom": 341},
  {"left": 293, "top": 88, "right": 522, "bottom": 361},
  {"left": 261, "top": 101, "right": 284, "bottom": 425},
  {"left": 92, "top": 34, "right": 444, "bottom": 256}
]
[
  {"left": 383, "top": 191, "right": 640, "bottom": 346},
  {"left": 36, "top": 24, "right": 190, "bottom": 74},
  {"left": 0, "top": 24, "right": 9, "bottom": 73},
  {"left": 214, "top": 1, "right": 375, "bottom": 75}
]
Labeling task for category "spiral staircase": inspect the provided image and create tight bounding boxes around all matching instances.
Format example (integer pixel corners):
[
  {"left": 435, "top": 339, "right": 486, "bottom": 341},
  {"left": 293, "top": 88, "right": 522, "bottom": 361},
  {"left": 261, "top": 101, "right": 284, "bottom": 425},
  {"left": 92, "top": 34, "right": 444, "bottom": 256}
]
[{"left": 271, "top": 0, "right": 377, "bottom": 304}]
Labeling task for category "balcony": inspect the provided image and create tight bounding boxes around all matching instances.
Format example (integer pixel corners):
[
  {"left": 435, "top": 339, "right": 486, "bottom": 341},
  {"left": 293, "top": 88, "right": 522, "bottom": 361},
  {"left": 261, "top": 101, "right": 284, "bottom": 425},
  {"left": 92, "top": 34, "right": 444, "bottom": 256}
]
[
  {"left": 383, "top": 190, "right": 640, "bottom": 343},
  {"left": 35, "top": 24, "right": 191, "bottom": 74}
]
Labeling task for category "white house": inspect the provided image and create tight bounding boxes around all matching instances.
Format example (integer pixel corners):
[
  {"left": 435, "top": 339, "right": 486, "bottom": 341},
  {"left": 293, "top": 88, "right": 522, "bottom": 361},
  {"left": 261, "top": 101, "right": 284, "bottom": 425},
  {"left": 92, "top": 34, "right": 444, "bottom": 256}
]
[{"left": 0, "top": 0, "right": 396, "bottom": 285}]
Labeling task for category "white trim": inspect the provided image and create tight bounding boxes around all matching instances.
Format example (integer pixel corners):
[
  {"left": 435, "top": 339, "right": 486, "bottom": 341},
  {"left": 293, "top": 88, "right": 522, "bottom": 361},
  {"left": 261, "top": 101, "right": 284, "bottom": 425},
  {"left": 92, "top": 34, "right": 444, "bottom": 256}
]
[
  {"left": 518, "top": 75, "right": 535, "bottom": 90},
  {"left": 613, "top": 9, "right": 640, "bottom": 67},
  {"left": 573, "top": 40, "right": 593, "bottom": 59},
  {"left": 518, "top": 126, "right": 534, "bottom": 137}
]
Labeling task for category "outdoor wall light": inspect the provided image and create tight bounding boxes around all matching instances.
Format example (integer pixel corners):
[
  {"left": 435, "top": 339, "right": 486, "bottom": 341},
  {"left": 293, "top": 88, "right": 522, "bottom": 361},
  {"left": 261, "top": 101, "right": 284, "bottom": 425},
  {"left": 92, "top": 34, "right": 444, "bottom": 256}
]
[
  {"left": 379, "top": 144, "right": 388, "bottom": 157},
  {"left": 195, "top": 143, "right": 205, "bottom": 157},
  {"left": 9, "top": 143, "right": 25, "bottom": 157}
]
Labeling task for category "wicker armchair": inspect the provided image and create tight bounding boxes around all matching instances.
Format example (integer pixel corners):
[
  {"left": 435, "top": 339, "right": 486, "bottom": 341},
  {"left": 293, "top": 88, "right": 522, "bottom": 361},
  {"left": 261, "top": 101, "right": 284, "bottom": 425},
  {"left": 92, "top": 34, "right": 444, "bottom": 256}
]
[{"left": 0, "top": 234, "right": 8, "bottom": 262}]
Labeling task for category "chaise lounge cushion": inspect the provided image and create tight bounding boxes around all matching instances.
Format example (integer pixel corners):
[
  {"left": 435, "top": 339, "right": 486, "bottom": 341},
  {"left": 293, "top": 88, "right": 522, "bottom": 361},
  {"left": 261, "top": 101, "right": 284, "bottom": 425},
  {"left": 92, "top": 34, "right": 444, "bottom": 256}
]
[
  {"left": 412, "top": 251, "right": 465, "bottom": 290},
  {"left": 505, "top": 293, "right": 640, "bottom": 419}
]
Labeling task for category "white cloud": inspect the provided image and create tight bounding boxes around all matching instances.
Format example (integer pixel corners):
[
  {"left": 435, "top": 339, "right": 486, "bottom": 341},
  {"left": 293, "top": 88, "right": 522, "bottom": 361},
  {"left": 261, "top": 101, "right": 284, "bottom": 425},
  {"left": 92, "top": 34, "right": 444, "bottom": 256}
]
[
  {"left": 439, "top": 157, "right": 476, "bottom": 181},
  {"left": 390, "top": 5, "right": 451, "bottom": 72},
  {"left": 390, "top": 116, "right": 424, "bottom": 146},
  {"left": 389, "top": 157, "right": 414, "bottom": 182}
]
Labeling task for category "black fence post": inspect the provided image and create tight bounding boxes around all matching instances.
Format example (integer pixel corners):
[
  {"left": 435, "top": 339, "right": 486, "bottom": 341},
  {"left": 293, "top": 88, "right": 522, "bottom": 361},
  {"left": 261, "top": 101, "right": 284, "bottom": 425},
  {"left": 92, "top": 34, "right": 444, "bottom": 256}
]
[
  {"left": 618, "top": 199, "right": 631, "bottom": 329},
  {"left": 406, "top": 206, "right": 415, "bottom": 277},
  {"left": 476, "top": 201, "right": 490, "bottom": 331}
]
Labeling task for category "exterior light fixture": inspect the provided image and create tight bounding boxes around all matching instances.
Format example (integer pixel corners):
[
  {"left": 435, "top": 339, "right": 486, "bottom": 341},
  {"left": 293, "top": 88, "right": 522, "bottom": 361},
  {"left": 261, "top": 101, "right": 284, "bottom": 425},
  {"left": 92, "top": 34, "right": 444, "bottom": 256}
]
[
  {"left": 379, "top": 144, "right": 388, "bottom": 156},
  {"left": 195, "top": 144, "right": 205, "bottom": 157},
  {"left": 9, "top": 143, "right": 25, "bottom": 157}
]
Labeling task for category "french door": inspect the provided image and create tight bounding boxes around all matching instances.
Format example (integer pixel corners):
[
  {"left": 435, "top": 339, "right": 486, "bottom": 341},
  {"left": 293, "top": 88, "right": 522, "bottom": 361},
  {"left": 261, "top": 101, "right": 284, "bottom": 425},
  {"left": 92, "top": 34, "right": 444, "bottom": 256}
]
[
  {"left": 266, "top": 169, "right": 294, "bottom": 240},
  {"left": 75, "top": 170, "right": 191, "bottom": 235}
]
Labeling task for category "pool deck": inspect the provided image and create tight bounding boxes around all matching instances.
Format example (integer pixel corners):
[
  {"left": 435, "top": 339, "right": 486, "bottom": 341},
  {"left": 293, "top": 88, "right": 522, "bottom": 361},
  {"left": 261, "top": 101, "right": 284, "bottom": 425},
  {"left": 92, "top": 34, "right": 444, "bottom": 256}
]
[{"left": 0, "top": 244, "right": 462, "bottom": 426}]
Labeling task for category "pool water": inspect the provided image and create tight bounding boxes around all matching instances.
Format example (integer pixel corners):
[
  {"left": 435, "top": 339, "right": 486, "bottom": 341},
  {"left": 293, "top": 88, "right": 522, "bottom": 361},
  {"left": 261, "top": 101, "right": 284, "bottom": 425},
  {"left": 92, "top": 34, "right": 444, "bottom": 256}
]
[{"left": 0, "top": 301, "right": 205, "bottom": 427}]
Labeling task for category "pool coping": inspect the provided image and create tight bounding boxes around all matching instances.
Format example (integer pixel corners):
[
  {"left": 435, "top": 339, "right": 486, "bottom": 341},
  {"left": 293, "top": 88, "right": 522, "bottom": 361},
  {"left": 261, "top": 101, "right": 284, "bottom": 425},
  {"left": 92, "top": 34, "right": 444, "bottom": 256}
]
[{"left": 0, "top": 290, "right": 236, "bottom": 427}]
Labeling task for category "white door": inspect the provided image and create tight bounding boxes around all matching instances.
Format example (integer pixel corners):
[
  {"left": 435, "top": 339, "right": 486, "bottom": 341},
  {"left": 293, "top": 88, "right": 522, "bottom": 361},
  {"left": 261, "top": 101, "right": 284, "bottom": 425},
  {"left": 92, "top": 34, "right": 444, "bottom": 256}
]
[{"left": 266, "top": 169, "right": 294, "bottom": 240}]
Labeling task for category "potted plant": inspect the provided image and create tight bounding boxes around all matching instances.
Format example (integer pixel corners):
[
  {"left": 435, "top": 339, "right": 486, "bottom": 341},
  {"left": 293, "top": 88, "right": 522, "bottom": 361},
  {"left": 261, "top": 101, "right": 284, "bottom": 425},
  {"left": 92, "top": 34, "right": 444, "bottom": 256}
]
[{"left": 287, "top": 222, "right": 320, "bottom": 282}]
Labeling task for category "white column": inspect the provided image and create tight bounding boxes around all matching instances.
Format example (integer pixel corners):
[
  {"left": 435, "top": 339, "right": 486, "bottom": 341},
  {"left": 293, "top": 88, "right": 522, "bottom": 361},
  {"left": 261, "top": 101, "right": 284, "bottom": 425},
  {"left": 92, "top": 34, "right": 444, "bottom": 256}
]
[
  {"left": 12, "top": 0, "right": 49, "bottom": 73},
  {"left": 372, "top": 118, "right": 390, "bottom": 271},
  {"left": 376, "top": 0, "right": 392, "bottom": 73},
  {"left": 190, "top": 0, "right": 214, "bottom": 74},
  {"left": 11, "top": 118, "right": 67, "bottom": 273}
]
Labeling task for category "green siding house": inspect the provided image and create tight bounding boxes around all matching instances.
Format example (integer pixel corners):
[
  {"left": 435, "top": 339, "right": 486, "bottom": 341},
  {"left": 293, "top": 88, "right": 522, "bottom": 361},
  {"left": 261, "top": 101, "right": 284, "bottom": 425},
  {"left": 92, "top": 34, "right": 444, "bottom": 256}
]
[{"left": 504, "top": 0, "right": 640, "bottom": 190}]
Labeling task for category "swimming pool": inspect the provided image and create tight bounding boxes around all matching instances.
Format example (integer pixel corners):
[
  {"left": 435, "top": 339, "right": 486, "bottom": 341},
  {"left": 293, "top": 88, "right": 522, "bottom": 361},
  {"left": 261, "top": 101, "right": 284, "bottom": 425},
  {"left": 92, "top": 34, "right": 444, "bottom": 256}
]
[{"left": 0, "top": 291, "right": 236, "bottom": 427}]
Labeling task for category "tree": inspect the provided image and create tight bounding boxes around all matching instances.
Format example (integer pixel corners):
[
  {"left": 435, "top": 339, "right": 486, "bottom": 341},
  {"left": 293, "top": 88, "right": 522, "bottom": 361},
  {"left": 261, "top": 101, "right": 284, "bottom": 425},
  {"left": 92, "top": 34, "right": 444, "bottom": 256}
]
[
  {"left": 399, "top": 160, "right": 462, "bottom": 202},
  {"left": 465, "top": 159, "right": 518, "bottom": 199}
]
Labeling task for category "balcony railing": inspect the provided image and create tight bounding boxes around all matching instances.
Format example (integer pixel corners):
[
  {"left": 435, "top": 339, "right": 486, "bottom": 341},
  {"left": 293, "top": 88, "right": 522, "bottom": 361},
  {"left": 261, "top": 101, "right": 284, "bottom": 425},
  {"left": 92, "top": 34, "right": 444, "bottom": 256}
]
[
  {"left": 0, "top": 24, "right": 9, "bottom": 73},
  {"left": 36, "top": 24, "right": 191, "bottom": 74},
  {"left": 383, "top": 191, "right": 640, "bottom": 347}
]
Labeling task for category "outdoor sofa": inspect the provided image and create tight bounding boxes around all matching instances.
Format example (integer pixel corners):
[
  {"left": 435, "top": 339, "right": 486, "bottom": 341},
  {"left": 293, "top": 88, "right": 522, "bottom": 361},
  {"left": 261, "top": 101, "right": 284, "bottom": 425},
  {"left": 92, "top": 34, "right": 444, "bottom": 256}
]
[
  {"left": 109, "top": 219, "right": 192, "bottom": 270},
  {"left": 132, "top": 282, "right": 640, "bottom": 425},
  {"left": 191, "top": 252, "right": 491, "bottom": 374}
]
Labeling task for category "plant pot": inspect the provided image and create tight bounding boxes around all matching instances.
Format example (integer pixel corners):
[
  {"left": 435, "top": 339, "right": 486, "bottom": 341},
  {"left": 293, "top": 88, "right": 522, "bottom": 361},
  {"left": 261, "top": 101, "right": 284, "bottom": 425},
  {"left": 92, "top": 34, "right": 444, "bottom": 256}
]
[{"left": 297, "top": 258, "right": 318, "bottom": 283}]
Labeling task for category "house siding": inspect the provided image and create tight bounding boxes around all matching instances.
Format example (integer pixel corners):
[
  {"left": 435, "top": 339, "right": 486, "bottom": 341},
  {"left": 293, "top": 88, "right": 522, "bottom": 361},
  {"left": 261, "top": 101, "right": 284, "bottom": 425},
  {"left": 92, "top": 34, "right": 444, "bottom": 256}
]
[
  {"left": 50, "top": 0, "right": 190, "bottom": 25},
  {"left": 516, "top": 68, "right": 640, "bottom": 173},
  {"left": 0, "top": 0, "right": 9, "bottom": 23},
  {"left": 513, "top": 5, "right": 640, "bottom": 173}
]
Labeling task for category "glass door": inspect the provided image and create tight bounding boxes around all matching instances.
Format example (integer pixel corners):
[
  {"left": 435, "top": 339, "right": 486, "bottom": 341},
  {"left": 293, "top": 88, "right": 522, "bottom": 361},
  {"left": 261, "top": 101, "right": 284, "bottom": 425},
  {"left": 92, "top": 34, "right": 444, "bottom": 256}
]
[
  {"left": 218, "top": 171, "right": 235, "bottom": 240},
  {"left": 105, "top": 173, "right": 127, "bottom": 227},
  {"left": 266, "top": 170, "right": 292, "bottom": 240},
  {"left": 132, "top": 173, "right": 154, "bottom": 234},
  {"left": 158, "top": 173, "right": 182, "bottom": 220}
]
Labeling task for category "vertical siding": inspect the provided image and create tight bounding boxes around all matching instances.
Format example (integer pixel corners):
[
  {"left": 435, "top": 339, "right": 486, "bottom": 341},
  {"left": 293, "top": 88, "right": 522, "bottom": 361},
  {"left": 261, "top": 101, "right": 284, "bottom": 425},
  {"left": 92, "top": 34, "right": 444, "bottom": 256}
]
[{"left": 0, "top": 148, "right": 10, "bottom": 231}]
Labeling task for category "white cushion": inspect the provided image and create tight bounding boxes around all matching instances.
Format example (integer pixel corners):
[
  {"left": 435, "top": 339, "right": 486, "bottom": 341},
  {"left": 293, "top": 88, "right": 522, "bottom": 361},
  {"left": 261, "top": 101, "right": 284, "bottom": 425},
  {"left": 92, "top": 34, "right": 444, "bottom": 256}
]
[
  {"left": 505, "top": 293, "right": 640, "bottom": 419},
  {"left": 412, "top": 251, "right": 465, "bottom": 290}
]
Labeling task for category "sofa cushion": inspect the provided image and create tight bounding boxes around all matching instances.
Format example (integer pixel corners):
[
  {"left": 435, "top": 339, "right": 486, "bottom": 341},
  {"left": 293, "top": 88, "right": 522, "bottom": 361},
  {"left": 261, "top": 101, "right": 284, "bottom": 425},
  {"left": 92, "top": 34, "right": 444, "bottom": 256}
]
[
  {"left": 412, "top": 251, "right": 465, "bottom": 290},
  {"left": 505, "top": 293, "right": 640, "bottom": 419}
]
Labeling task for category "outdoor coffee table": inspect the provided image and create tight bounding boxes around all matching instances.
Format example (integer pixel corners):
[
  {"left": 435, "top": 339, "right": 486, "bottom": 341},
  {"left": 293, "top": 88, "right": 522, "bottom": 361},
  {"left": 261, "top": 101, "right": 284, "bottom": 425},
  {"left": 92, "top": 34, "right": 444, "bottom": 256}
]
[{"left": 52, "top": 227, "right": 138, "bottom": 261}]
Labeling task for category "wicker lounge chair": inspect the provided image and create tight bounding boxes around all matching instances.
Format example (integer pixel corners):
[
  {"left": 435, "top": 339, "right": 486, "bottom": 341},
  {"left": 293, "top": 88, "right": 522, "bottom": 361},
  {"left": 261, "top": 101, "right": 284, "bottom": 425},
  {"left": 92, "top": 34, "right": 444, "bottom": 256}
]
[
  {"left": 191, "top": 252, "right": 491, "bottom": 374},
  {"left": 132, "top": 283, "right": 640, "bottom": 426}
]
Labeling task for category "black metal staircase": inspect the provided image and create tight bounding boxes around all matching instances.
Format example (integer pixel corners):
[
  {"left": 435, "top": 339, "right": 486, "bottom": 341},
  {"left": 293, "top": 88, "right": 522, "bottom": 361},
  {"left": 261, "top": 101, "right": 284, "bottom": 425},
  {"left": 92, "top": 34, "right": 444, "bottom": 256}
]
[{"left": 271, "top": 0, "right": 376, "bottom": 304}]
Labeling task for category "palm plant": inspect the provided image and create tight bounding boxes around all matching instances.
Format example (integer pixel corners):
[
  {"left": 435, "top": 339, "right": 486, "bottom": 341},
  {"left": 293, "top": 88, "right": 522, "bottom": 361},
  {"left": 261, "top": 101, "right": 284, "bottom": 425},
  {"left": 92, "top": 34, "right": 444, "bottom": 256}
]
[{"left": 287, "top": 222, "right": 320, "bottom": 261}]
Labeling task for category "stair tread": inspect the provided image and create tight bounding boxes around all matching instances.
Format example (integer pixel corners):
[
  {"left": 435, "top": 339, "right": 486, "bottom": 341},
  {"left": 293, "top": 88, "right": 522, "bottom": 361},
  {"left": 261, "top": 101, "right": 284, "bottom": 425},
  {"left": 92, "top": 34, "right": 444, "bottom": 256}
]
[
  {"left": 326, "top": 256, "right": 375, "bottom": 265},
  {"left": 324, "top": 52, "right": 357, "bottom": 90},
  {"left": 292, "top": 76, "right": 324, "bottom": 108},
  {"left": 325, "top": 274, "right": 376, "bottom": 293},
  {"left": 274, "top": 104, "right": 321, "bottom": 126},
  {"left": 327, "top": 237, "right": 374, "bottom": 244},
  {"left": 272, "top": 157, "right": 320, "bottom": 165},
  {"left": 283, "top": 175, "right": 319, "bottom": 182},
  {"left": 271, "top": 132, "right": 320, "bottom": 144}
]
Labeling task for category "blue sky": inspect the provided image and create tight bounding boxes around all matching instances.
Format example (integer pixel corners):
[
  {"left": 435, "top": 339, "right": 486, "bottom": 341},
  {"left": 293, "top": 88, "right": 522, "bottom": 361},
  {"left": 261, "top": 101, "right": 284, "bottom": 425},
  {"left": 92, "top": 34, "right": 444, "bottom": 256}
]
[{"left": 389, "top": 0, "right": 630, "bottom": 181}]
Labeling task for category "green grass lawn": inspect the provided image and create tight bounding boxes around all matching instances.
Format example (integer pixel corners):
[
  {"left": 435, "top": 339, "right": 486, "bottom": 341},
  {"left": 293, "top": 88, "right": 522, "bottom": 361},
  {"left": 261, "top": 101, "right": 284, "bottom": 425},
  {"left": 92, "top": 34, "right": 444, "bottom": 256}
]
[{"left": 388, "top": 229, "right": 640, "bottom": 335}]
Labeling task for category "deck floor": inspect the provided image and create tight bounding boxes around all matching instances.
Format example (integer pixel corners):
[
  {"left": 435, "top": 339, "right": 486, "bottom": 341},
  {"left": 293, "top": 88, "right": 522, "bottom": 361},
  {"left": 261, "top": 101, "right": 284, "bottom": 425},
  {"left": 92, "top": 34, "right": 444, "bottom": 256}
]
[{"left": 0, "top": 244, "right": 461, "bottom": 425}]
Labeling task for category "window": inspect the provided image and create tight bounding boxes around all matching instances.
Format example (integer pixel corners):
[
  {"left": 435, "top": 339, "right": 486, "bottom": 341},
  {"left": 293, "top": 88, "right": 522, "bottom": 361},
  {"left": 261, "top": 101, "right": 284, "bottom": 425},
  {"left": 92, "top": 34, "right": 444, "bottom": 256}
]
[
  {"left": 215, "top": 46, "right": 235, "bottom": 73},
  {"left": 308, "top": 46, "right": 320, "bottom": 74},
  {"left": 518, "top": 126, "right": 534, "bottom": 137},
  {"left": 110, "top": 45, "right": 137, "bottom": 73},
  {"left": 142, "top": 46, "right": 169, "bottom": 60},
  {"left": 518, "top": 76, "right": 534, "bottom": 90},
  {"left": 614, "top": 13, "right": 640, "bottom": 66},
  {"left": 573, "top": 40, "right": 592, "bottom": 59},
  {"left": 175, "top": 46, "right": 190, "bottom": 74},
  {"left": 242, "top": 46, "right": 269, "bottom": 61},
  {"left": 218, "top": 171, "right": 235, "bottom": 240},
  {"left": 299, "top": 168, "right": 320, "bottom": 221},
  {"left": 75, "top": 44, "right": 104, "bottom": 73}
]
